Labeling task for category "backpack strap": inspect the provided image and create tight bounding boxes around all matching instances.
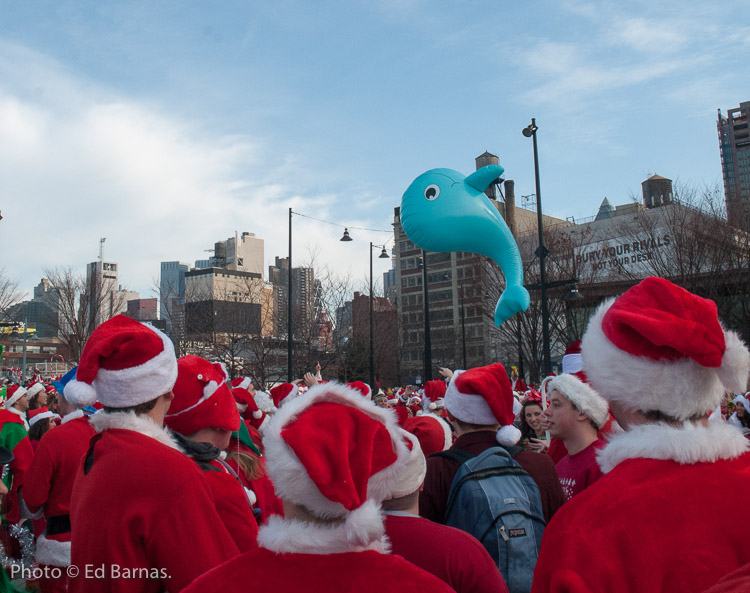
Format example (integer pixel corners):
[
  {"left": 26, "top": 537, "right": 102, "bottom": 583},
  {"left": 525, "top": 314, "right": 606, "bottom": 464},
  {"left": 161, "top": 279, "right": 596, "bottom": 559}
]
[{"left": 429, "top": 449, "right": 475, "bottom": 465}]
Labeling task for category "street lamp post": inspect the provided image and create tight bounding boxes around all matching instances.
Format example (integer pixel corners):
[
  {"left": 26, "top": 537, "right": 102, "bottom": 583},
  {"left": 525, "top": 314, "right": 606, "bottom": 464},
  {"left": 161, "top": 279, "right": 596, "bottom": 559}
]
[
  {"left": 460, "top": 283, "right": 467, "bottom": 369},
  {"left": 288, "top": 208, "right": 293, "bottom": 382},
  {"left": 421, "top": 250, "right": 432, "bottom": 383},
  {"left": 523, "top": 118, "right": 552, "bottom": 376},
  {"left": 369, "top": 244, "right": 390, "bottom": 390}
]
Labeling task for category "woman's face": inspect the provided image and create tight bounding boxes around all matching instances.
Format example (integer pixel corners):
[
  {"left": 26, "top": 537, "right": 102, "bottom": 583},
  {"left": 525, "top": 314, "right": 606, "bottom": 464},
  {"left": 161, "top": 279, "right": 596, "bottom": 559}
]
[
  {"left": 524, "top": 404, "right": 545, "bottom": 433},
  {"left": 737, "top": 404, "right": 746, "bottom": 418}
]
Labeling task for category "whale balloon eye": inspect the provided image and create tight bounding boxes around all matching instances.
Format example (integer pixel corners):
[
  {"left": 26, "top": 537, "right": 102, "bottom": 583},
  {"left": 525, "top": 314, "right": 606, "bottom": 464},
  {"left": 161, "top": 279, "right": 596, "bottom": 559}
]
[{"left": 424, "top": 184, "right": 440, "bottom": 201}]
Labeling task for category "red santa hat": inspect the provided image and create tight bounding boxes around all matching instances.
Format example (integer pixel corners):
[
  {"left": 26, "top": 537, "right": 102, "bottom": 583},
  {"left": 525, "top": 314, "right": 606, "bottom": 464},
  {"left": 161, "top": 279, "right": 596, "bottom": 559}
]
[
  {"left": 28, "top": 406, "right": 60, "bottom": 427},
  {"left": 582, "top": 277, "right": 750, "bottom": 420},
  {"left": 346, "top": 381, "right": 372, "bottom": 399},
  {"left": 402, "top": 414, "right": 452, "bottom": 457},
  {"left": 422, "top": 380, "right": 447, "bottom": 413},
  {"left": 562, "top": 340, "right": 588, "bottom": 383},
  {"left": 445, "top": 364, "right": 521, "bottom": 446},
  {"left": 230, "top": 376, "right": 253, "bottom": 391},
  {"left": 65, "top": 315, "right": 177, "bottom": 409},
  {"left": 270, "top": 383, "right": 299, "bottom": 408},
  {"left": 44, "top": 384, "right": 56, "bottom": 394},
  {"left": 4, "top": 385, "right": 27, "bottom": 408},
  {"left": 386, "top": 429, "right": 427, "bottom": 499},
  {"left": 541, "top": 374, "right": 609, "bottom": 428},
  {"left": 232, "top": 386, "right": 267, "bottom": 430},
  {"left": 260, "top": 382, "right": 410, "bottom": 549},
  {"left": 26, "top": 382, "right": 45, "bottom": 398},
  {"left": 164, "top": 356, "right": 240, "bottom": 436}
]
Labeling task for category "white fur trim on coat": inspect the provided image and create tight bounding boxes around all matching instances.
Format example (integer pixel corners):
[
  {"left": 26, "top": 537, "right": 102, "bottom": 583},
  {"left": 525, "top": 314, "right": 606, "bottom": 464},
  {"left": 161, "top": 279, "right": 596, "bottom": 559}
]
[
  {"left": 67, "top": 323, "right": 177, "bottom": 409},
  {"left": 263, "top": 382, "right": 409, "bottom": 520},
  {"left": 257, "top": 500, "right": 389, "bottom": 555},
  {"left": 5, "top": 406, "right": 28, "bottom": 429},
  {"left": 597, "top": 420, "right": 749, "bottom": 474},
  {"left": 90, "top": 412, "right": 184, "bottom": 453},
  {"left": 61, "top": 409, "right": 85, "bottom": 425},
  {"left": 543, "top": 374, "right": 609, "bottom": 428},
  {"left": 582, "top": 298, "right": 749, "bottom": 421},
  {"left": 35, "top": 535, "right": 71, "bottom": 567}
]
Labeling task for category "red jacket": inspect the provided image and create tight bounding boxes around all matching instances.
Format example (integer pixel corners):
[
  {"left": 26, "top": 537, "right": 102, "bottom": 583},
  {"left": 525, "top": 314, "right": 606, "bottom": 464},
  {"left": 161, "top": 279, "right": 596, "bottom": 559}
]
[
  {"left": 69, "top": 414, "right": 239, "bottom": 593},
  {"left": 385, "top": 512, "right": 508, "bottom": 593},
  {"left": 532, "top": 422, "right": 750, "bottom": 593},
  {"left": 419, "top": 430, "right": 565, "bottom": 524},
  {"left": 182, "top": 546, "right": 455, "bottom": 593}
]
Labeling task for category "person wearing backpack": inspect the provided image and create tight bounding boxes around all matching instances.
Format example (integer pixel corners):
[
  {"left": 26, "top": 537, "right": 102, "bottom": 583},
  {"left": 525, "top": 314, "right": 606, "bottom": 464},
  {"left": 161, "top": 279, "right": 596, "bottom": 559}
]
[{"left": 419, "top": 363, "right": 565, "bottom": 593}]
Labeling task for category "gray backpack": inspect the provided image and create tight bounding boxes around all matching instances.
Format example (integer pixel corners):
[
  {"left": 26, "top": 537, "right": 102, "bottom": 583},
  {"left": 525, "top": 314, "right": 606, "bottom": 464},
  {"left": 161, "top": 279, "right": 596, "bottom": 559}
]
[{"left": 434, "top": 446, "right": 546, "bottom": 593}]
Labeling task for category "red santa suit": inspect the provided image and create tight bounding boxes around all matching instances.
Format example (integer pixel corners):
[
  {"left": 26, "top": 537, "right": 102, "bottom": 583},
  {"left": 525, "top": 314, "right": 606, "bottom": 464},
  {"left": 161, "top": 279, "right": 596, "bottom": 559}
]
[
  {"left": 532, "top": 422, "right": 750, "bottom": 593},
  {"left": 23, "top": 410, "right": 95, "bottom": 593},
  {"left": 69, "top": 413, "right": 240, "bottom": 593},
  {"left": 182, "top": 541, "right": 453, "bottom": 593},
  {"left": 385, "top": 511, "right": 508, "bottom": 593},
  {"left": 185, "top": 382, "right": 454, "bottom": 593}
]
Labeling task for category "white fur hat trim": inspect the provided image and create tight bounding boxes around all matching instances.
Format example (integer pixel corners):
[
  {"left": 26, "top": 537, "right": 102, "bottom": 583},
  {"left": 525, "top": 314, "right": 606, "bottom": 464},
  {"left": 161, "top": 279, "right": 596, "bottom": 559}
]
[{"left": 543, "top": 374, "right": 609, "bottom": 428}]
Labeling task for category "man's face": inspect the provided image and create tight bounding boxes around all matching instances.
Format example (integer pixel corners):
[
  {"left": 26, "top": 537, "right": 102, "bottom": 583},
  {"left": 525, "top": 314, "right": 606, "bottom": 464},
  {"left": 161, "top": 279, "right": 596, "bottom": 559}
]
[
  {"left": 544, "top": 390, "right": 580, "bottom": 440},
  {"left": 15, "top": 394, "right": 29, "bottom": 413}
]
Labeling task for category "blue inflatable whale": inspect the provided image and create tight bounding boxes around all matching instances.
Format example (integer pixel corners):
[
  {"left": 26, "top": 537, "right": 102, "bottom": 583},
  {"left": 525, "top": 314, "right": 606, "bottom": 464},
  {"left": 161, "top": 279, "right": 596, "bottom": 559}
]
[{"left": 400, "top": 165, "right": 530, "bottom": 326}]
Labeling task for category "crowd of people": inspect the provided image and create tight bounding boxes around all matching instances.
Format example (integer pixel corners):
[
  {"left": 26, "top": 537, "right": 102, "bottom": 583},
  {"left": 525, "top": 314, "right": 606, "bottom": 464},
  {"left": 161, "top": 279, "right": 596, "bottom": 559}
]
[{"left": 0, "top": 276, "right": 748, "bottom": 592}]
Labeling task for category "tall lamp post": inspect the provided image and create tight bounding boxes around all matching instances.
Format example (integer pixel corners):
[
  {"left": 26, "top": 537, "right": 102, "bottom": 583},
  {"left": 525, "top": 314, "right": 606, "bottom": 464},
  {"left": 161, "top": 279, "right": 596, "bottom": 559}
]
[
  {"left": 369, "top": 243, "right": 390, "bottom": 390},
  {"left": 420, "top": 250, "right": 432, "bottom": 383},
  {"left": 287, "top": 207, "right": 352, "bottom": 381},
  {"left": 522, "top": 118, "right": 552, "bottom": 376}
]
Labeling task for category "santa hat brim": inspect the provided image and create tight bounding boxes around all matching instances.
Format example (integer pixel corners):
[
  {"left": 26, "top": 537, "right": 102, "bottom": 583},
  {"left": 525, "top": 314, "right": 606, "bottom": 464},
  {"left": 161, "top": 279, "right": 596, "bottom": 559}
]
[
  {"left": 542, "top": 374, "right": 609, "bottom": 428},
  {"left": 582, "top": 298, "right": 750, "bottom": 420}
]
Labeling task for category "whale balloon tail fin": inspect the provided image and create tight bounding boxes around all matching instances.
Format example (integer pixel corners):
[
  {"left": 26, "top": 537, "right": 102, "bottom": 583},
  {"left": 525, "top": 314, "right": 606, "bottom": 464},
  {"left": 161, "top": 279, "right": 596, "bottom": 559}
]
[{"left": 494, "top": 284, "right": 530, "bottom": 326}]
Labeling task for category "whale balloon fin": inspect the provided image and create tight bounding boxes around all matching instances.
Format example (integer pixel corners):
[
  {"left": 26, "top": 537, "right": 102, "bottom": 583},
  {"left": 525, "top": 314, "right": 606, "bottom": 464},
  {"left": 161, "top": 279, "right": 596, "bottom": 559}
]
[
  {"left": 494, "top": 284, "right": 530, "bottom": 326},
  {"left": 465, "top": 165, "right": 505, "bottom": 193}
]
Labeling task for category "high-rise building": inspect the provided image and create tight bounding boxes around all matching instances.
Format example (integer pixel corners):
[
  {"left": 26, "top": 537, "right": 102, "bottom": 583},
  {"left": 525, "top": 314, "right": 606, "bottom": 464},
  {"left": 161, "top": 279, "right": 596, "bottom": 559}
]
[
  {"left": 160, "top": 261, "right": 189, "bottom": 335},
  {"left": 718, "top": 102, "right": 750, "bottom": 229},
  {"left": 208, "top": 232, "right": 264, "bottom": 277},
  {"left": 184, "top": 267, "right": 265, "bottom": 336},
  {"left": 268, "top": 257, "right": 315, "bottom": 337},
  {"left": 85, "top": 261, "right": 135, "bottom": 328},
  {"left": 126, "top": 298, "right": 159, "bottom": 322}
]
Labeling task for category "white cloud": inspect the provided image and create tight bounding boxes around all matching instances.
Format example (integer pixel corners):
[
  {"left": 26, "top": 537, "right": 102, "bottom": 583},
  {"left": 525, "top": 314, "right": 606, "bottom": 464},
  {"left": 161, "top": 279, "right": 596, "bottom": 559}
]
[{"left": 0, "top": 42, "right": 391, "bottom": 299}]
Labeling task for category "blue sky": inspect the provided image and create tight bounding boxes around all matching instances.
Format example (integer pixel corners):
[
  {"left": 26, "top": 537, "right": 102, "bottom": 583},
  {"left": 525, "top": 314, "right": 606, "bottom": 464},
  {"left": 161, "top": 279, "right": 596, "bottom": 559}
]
[{"left": 1, "top": 0, "right": 748, "bottom": 298}]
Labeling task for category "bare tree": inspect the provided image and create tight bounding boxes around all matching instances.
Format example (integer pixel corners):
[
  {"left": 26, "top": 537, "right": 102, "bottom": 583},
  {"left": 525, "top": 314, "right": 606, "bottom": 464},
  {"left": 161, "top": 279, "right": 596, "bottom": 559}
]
[
  {"left": 0, "top": 269, "right": 23, "bottom": 322},
  {"left": 610, "top": 183, "right": 750, "bottom": 341}
]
